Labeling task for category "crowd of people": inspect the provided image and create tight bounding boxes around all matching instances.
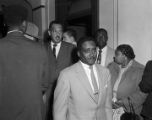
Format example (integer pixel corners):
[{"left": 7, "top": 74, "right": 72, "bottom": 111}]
[{"left": 0, "top": 4, "right": 152, "bottom": 120}]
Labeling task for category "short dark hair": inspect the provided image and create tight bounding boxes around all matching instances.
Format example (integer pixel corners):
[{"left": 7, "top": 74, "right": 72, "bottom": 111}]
[
  {"left": 64, "top": 28, "right": 77, "bottom": 40},
  {"left": 116, "top": 44, "right": 135, "bottom": 59},
  {"left": 49, "top": 20, "right": 64, "bottom": 31},
  {"left": 95, "top": 28, "right": 108, "bottom": 40},
  {"left": 77, "top": 36, "right": 96, "bottom": 51},
  {"left": 4, "top": 5, "right": 28, "bottom": 26}
]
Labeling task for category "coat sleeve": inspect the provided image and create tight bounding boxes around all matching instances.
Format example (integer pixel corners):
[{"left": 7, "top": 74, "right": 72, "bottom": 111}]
[
  {"left": 139, "top": 61, "right": 152, "bottom": 93},
  {"left": 53, "top": 70, "right": 70, "bottom": 120}
]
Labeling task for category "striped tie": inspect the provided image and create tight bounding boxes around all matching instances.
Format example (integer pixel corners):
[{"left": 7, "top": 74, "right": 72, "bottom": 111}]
[
  {"left": 97, "top": 49, "right": 102, "bottom": 64},
  {"left": 89, "top": 66, "right": 99, "bottom": 101}
]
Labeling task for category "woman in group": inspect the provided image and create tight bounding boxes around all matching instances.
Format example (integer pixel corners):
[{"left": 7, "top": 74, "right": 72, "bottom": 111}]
[{"left": 108, "top": 44, "right": 147, "bottom": 120}]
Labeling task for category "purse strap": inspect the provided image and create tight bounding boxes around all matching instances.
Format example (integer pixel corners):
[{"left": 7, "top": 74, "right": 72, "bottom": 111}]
[{"left": 128, "top": 97, "right": 135, "bottom": 114}]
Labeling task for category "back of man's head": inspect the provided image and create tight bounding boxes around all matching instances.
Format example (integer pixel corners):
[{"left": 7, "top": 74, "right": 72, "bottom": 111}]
[
  {"left": 4, "top": 5, "right": 28, "bottom": 27},
  {"left": 64, "top": 28, "right": 77, "bottom": 40}
]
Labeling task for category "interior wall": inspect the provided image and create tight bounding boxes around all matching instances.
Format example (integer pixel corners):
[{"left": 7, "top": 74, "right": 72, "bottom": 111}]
[
  {"left": 99, "top": 0, "right": 152, "bottom": 65},
  {"left": 99, "top": 0, "right": 116, "bottom": 49},
  {"left": 118, "top": 0, "right": 152, "bottom": 65},
  {"left": 47, "top": 0, "right": 55, "bottom": 26},
  {"left": 32, "top": 0, "right": 55, "bottom": 40}
]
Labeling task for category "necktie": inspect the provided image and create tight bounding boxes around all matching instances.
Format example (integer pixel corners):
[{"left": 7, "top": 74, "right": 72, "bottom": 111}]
[
  {"left": 97, "top": 49, "right": 102, "bottom": 64},
  {"left": 89, "top": 66, "right": 99, "bottom": 101},
  {"left": 53, "top": 43, "right": 57, "bottom": 57}
]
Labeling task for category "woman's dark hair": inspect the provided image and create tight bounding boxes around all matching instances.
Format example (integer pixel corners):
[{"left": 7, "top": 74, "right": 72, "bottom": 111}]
[{"left": 116, "top": 44, "right": 135, "bottom": 59}]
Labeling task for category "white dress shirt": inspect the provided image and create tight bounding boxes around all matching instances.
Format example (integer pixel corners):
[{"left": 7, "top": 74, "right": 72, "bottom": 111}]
[
  {"left": 80, "top": 61, "right": 99, "bottom": 93},
  {"left": 50, "top": 41, "right": 61, "bottom": 58}
]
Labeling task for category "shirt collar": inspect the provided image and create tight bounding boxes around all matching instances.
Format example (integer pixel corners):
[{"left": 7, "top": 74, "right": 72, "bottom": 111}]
[
  {"left": 7, "top": 30, "right": 23, "bottom": 34},
  {"left": 50, "top": 41, "right": 61, "bottom": 47},
  {"left": 101, "top": 46, "right": 107, "bottom": 53},
  {"left": 80, "top": 61, "right": 95, "bottom": 70}
]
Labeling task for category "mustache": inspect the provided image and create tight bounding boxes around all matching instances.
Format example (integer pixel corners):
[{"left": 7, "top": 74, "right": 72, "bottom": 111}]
[{"left": 56, "top": 36, "right": 61, "bottom": 40}]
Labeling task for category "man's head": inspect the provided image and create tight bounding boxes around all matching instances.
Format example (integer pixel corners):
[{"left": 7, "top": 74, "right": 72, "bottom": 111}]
[
  {"left": 4, "top": 5, "right": 28, "bottom": 29},
  {"left": 77, "top": 36, "right": 97, "bottom": 66},
  {"left": 63, "top": 28, "right": 77, "bottom": 45},
  {"left": 48, "top": 20, "right": 64, "bottom": 43},
  {"left": 114, "top": 44, "right": 135, "bottom": 66},
  {"left": 95, "top": 28, "right": 108, "bottom": 49}
]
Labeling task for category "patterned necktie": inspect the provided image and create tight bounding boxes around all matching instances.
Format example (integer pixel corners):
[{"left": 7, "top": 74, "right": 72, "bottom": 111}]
[
  {"left": 89, "top": 66, "right": 99, "bottom": 101},
  {"left": 53, "top": 43, "right": 57, "bottom": 57},
  {"left": 97, "top": 48, "right": 102, "bottom": 64}
]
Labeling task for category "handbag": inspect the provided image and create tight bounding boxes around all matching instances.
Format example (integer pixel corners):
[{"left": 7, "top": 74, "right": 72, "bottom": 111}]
[
  {"left": 120, "top": 97, "right": 140, "bottom": 120},
  {"left": 113, "top": 107, "right": 125, "bottom": 120}
]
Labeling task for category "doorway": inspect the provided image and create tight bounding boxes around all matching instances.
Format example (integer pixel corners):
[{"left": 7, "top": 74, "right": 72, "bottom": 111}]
[{"left": 55, "top": 0, "right": 99, "bottom": 41}]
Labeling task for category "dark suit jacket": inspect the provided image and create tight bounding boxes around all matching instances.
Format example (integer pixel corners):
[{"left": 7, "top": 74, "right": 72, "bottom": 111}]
[
  {"left": 45, "top": 41, "right": 77, "bottom": 119},
  {"left": 46, "top": 41, "right": 77, "bottom": 90},
  {"left": 139, "top": 60, "right": 152, "bottom": 118},
  {"left": 0, "top": 32, "right": 50, "bottom": 120}
]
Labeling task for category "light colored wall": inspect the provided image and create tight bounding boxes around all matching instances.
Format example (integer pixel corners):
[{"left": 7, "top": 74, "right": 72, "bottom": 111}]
[
  {"left": 47, "top": 0, "right": 55, "bottom": 27},
  {"left": 99, "top": 0, "right": 152, "bottom": 65},
  {"left": 99, "top": 0, "right": 117, "bottom": 49},
  {"left": 118, "top": 0, "right": 152, "bottom": 65}
]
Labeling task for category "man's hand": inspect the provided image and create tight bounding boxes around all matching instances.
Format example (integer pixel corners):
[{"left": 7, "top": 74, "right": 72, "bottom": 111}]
[{"left": 112, "top": 100, "right": 123, "bottom": 109}]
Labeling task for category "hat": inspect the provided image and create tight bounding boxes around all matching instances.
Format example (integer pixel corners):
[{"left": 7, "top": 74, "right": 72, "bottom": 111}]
[
  {"left": 4, "top": 4, "right": 28, "bottom": 26},
  {"left": 24, "top": 21, "right": 41, "bottom": 40}
]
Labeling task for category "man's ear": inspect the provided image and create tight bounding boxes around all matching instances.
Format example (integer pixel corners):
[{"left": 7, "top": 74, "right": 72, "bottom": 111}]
[
  {"left": 77, "top": 51, "right": 80, "bottom": 57},
  {"left": 48, "top": 30, "right": 51, "bottom": 36}
]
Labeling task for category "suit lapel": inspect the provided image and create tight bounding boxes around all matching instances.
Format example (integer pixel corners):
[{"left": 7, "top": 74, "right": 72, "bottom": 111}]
[
  {"left": 47, "top": 44, "right": 56, "bottom": 61},
  {"left": 95, "top": 65, "right": 105, "bottom": 104},
  {"left": 105, "top": 47, "right": 109, "bottom": 62},
  {"left": 57, "top": 42, "right": 65, "bottom": 61},
  {"left": 76, "top": 62, "right": 98, "bottom": 104},
  {"left": 105, "top": 46, "right": 111, "bottom": 66},
  {"left": 47, "top": 42, "right": 65, "bottom": 61}
]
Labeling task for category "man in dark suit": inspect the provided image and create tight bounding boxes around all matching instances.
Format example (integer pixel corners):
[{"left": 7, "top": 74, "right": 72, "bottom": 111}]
[
  {"left": 0, "top": 5, "right": 50, "bottom": 120},
  {"left": 139, "top": 60, "right": 152, "bottom": 120},
  {"left": 45, "top": 20, "right": 77, "bottom": 120}
]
